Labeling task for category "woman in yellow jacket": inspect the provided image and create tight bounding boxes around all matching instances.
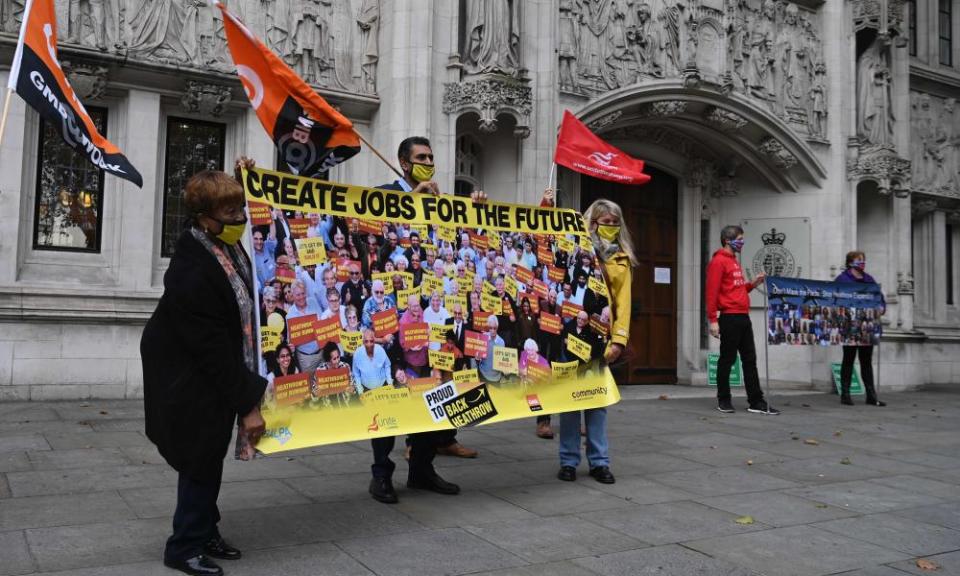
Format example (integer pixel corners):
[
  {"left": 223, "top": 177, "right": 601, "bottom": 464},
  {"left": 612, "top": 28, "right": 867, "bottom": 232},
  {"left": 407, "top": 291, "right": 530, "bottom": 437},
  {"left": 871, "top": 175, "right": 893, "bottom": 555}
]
[{"left": 556, "top": 197, "right": 636, "bottom": 484}]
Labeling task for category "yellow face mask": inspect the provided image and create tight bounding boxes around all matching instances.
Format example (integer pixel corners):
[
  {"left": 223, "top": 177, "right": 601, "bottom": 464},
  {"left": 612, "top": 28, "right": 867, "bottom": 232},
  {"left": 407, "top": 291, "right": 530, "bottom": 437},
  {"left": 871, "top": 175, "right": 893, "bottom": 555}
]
[
  {"left": 410, "top": 162, "right": 436, "bottom": 183},
  {"left": 213, "top": 217, "right": 247, "bottom": 245},
  {"left": 597, "top": 224, "right": 620, "bottom": 242}
]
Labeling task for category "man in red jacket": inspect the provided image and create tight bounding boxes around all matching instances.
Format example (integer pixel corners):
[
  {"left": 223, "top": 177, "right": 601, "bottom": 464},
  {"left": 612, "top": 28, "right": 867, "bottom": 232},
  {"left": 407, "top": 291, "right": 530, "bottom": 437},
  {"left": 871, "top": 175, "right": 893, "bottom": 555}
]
[{"left": 706, "top": 225, "right": 780, "bottom": 415}]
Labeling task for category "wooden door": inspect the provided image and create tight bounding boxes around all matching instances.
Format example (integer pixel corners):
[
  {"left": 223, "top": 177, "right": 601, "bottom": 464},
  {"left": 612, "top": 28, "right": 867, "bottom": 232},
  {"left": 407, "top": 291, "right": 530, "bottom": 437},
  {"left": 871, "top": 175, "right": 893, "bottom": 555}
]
[{"left": 581, "top": 166, "right": 678, "bottom": 384}]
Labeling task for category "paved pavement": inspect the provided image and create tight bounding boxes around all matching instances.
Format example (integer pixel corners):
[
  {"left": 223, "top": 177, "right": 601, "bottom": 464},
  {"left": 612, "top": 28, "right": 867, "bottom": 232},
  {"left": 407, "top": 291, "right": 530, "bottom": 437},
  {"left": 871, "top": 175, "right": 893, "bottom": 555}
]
[{"left": 1, "top": 388, "right": 959, "bottom": 576}]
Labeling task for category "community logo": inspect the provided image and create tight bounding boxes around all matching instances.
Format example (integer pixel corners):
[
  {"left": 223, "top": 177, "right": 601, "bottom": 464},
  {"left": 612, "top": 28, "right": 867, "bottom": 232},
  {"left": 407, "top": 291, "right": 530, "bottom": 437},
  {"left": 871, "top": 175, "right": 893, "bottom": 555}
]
[
  {"left": 526, "top": 394, "right": 543, "bottom": 412},
  {"left": 751, "top": 228, "right": 797, "bottom": 278},
  {"left": 588, "top": 151, "right": 617, "bottom": 167}
]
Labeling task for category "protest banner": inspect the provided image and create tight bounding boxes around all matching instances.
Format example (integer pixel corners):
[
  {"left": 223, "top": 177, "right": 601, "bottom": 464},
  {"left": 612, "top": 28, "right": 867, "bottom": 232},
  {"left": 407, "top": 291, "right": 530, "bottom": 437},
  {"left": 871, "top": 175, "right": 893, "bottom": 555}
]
[
  {"left": 372, "top": 309, "right": 398, "bottom": 338},
  {"left": 547, "top": 265, "right": 565, "bottom": 283},
  {"left": 400, "top": 322, "right": 429, "bottom": 349},
  {"left": 556, "top": 236, "right": 576, "bottom": 253},
  {"left": 566, "top": 333, "right": 593, "bottom": 362},
  {"left": 294, "top": 237, "right": 327, "bottom": 266},
  {"left": 492, "top": 346, "right": 519, "bottom": 374},
  {"left": 561, "top": 301, "right": 584, "bottom": 320},
  {"left": 248, "top": 202, "right": 272, "bottom": 225},
  {"left": 765, "top": 276, "right": 884, "bottom": 346},
  {"left": 243, "top": 167, "right": 619, "bottom": 453},
  {"left": 288, "top": 217, "right": 309, "bottom": 239},
  {"left": 504, "top": 276, "right": 519, "bottom": 299},
  {"left": 539, "top": 312, "right": 562, "bottom": 335},
  {"left": 588, "top": 275, "right": 609, "bottom": 298}
]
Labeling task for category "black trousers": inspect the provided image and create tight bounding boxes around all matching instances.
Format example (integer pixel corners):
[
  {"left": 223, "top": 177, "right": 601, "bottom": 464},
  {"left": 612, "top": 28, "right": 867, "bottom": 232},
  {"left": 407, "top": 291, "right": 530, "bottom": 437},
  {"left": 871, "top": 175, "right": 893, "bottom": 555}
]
[
  {"left": 165, "top": 465, "right": 223, "bottom": 562},
  {"left": 405, "top": 429, "right": 458, "bottom": 448},
  {"left": 536, "top": 415, "right": 551, "bottom": 424},
  {"left": 717, "top": 314, "right": 765, "bottom": 406},
  {"left": 371, "top": 431, "right": 444, "bottom": 481},
  {"left": 841, "top": 345, "right": 876, "bottom": 399}
]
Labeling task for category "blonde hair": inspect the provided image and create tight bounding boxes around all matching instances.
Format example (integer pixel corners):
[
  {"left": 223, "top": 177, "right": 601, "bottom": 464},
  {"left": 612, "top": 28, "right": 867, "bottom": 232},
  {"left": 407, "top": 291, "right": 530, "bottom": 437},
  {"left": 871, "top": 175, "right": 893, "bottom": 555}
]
[{"left": 583, "top": 199, "right": 638, "bottom": 266}]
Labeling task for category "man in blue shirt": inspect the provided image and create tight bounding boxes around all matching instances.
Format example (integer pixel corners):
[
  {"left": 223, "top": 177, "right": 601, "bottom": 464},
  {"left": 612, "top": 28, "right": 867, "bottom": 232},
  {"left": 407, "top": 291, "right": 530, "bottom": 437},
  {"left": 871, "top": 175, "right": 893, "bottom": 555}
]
[
  {"left": 352, "top": 329, "right": 392, "bottom": 394},
  {"left": 252, "top": 228, "right": 277, "bottom": 290}
]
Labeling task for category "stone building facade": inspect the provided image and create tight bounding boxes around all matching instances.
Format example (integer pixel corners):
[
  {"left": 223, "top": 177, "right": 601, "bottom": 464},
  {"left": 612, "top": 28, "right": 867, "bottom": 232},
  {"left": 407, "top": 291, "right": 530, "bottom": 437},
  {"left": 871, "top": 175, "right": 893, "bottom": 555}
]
[{"left": 0, "top": 0, "right": 957, "bottom": 399}]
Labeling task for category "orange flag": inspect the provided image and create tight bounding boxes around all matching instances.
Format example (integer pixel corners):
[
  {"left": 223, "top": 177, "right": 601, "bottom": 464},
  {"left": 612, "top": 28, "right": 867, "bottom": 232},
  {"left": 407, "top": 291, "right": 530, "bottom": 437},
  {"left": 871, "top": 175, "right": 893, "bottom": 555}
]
[
  {"left": 6, "top": 0, "right": 142, "bottom": 186},
  {"left": 216, "top": 1, "right": 361, "bottom": 176}
]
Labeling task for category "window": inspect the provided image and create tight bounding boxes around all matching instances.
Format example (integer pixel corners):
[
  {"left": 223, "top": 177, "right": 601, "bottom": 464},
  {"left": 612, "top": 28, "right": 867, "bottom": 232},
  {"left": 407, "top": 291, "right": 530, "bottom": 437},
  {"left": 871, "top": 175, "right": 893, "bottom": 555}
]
[
  {"left": 33, "top": 106, "right": 108, "bottom": 252},
  {"left": 940, "top": 0, "right": 952, "bottom": 66},
  {"left": 454, "top": 134, "right": 481, "bottom": 198},
  {"left": 161, "top": 117, "right": 226, "bottom": 256},
  {"left": 908, "top": 0, "right": 918, "bottom": 56}
]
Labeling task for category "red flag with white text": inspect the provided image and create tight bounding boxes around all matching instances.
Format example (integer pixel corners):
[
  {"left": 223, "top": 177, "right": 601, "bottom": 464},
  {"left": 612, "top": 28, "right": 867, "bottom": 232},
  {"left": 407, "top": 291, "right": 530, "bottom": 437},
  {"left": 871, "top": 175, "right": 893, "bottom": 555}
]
[
  {"left": 7, "top": 0, "right": 142, "bottom": 186},
  {"left": 216, "top": 1, "right": 360, "bottom": 176},
  {"left": 554, "top": 110, "right": 651, "bottom": 186}
]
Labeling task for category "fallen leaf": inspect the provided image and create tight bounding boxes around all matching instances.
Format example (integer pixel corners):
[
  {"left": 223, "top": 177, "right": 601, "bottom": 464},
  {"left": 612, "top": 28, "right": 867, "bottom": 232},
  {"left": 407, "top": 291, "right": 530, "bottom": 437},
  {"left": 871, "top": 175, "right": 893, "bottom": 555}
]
[
  {"left": 746, "top": 459, "right": 754, "bottom": 466},
  {"left": 804, "top": 439, "right": 820, "bottom": 446},
  {"left": 840, "top": 457, "right": 852, "bottom": 465},
  {"left": 801, "top": 403, "right": 811, "bottom": 408},
  {"left": 833, "top": 431, "right": 843, "bottom": 437},
  {"left": 916, "top": 559, "right": 940, "bottom": 571},
  {"left": 815, "top": 504, "right": 829, "bottom": 509},
  {"left": 658, "top": 394, "right": 669, "bottom": 400},
  {"left": 735, "top": 516, "right": 755, "bottom": 525},
  {"left": 791, "top": 436, "right": 800, "bottom": 441},
  {"left": 709, "top": 445, "right": 717, "bottom": 450},
  {"left": 99, "top": 410, "right": 108, "bottom": 415}
]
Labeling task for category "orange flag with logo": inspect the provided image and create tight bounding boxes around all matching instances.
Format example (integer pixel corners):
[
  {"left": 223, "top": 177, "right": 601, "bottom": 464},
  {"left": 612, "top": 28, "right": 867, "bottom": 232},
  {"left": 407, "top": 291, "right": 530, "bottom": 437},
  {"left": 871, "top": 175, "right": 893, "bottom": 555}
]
[
  {"left": 216, "top": 1, "right": 361, "bottom": 176},
  {"left": 6, "top": 0, "right": 142, "bottom": 186}
]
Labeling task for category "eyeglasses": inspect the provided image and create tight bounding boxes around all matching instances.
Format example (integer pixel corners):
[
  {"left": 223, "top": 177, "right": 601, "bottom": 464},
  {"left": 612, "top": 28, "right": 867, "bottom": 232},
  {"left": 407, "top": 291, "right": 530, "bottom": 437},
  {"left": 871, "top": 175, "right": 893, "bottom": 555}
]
[
  {"left": 350, "top": 271, "right": 361, "bottom": 276},
  {"left": 278, "top": 353, "right": 291, "bottom": 358},
  {"left": 374, "top": 290, "right": 385, "bottom": 295}
]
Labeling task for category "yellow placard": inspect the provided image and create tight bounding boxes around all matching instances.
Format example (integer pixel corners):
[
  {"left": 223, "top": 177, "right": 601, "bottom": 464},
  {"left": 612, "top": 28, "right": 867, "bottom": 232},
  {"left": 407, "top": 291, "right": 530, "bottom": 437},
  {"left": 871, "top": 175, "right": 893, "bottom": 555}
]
[
  {"left": 504, "top": 275, "right": 519, "bottom": 299},
  {"left": 456, "top": 276, "right": 473, "bottom": 294},
  {"left": 294, "top": 237, "right": 328, "bottom": 266},
  {"left": 340, "top": 330, "right": 362, "bottom": 353},
  {"left": 556, "top": 236, "right": 575, "bottom": 253},
  {"left": 411, "top": 224, "right": 428, "bottom": 238},
  {"left": 481, "top": 291, "right": 502, "bottom": 315},
  {"left": 436, "top": 225, "right": 457, "bottom": 243},
  {"left": 567, "top": 333, "right": 593, "bottom": 362},
  {"left": 429, "top": 349, "right": 456, "bottom": 371},
  {"left": 445, "top": 294, "right": 467, "bottom": 315},
  {"left": 579, "top": 236, "right": 594, "bottom": 253},
  {"left": 588, "top": 275, "right": 609, "bottom": 297},
  {"left": 492, "top": 346, "right": 518, "bottom": 374},
  {"left": 421, "top": 275, "right": 444, "bottom": 299},
  {"left": 372, "top": 272, "right": 396, "bottom": 294},
  {"left": 397, "top": 287, "right": 419, "bottom": 310},
  {"left": 429, "top": 323, "right": 449, "bottom": 343},
  {"left": 487, "top": 232, "right": 501, "bottom": 250},
  {"left": 242, "top": 167, "right": 588, "bottom": 236},
  {"left": 260, "top": 327, "right": 282, "bottom": 352},
  {"left": 453, "top": 368, "right": 480, "bottom": 388},
  {"left": 551, "top": 360, "right": 579, "bottom": 379},
  {"left": 483, "top": 280, "right": 496, "bottom": 294}
]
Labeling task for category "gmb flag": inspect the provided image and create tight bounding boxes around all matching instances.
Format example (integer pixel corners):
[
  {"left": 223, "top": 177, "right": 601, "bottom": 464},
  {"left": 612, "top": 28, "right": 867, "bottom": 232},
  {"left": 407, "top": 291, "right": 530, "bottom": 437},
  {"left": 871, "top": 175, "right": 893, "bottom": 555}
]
[
  {"left": 554, "top": 110, "right": 651, "bottom": 186},
  {"left": 7, "top": 0, "right": 142, "bottom": 187},
  {"left": 216, "top": 1, "right": 361, "bottom": 176}
]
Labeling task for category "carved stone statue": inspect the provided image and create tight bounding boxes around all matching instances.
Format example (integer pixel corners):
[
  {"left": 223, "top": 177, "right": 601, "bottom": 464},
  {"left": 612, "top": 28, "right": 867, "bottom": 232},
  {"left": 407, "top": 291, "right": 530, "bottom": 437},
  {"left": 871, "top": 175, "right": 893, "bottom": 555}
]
[
  {"left": 68, "top": 0, "right": 106, "bottom": 50},
  {"left": 627, "top": 2, "right": 663, "bottom": 77},
  {"left": 463, "top": 0, "right": 521, "bottom": 76},
  {"left": 808, "top": 63, "right": 827, "bottom": 139},
  {"left": 558, "top": 0, "right": 582, "bottom": 91},
  {"left": 937, "top": 98, "right": 958, "bottom": 190},
  {"left": 748, "top": 0, "right": 775, "bottom": 103},
  {"left": 0, "top": 0, "right": 25, "bottom": 34},
  {"left": 658, "top": 0, "right": 684, "bottom": 77},
  {"left": 856, "top": 34, "right": 895, "bottom": 147},
  {"left": 292, "top": 0, "right": 334, "bottom": 84},
  {"left": 776, "top": 4, "right": 804, "bottom": 109},
  {"left": 261, "top": 0, "right": 292, "bottom": 54},
  {"left": 357, "top": 0, "right": 379, "bottom": 93},
  {"left": 127, "top": 0, "right": 189, "bottom": 61}
]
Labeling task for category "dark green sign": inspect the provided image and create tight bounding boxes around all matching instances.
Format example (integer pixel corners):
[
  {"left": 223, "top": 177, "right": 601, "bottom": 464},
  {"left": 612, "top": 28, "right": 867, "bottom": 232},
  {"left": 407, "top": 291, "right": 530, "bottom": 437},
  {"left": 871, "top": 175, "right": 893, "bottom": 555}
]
[
  {"left": 831, "top": 363, "right": 864, "bottom": 395},
  {"left": 707, "top": 353, "right": 742, "bottom": 386}
]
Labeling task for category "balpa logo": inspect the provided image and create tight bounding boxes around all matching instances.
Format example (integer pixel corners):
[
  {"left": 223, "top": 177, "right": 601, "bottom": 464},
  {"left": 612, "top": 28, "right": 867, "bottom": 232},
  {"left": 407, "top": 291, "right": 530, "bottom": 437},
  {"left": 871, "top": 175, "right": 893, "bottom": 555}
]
[{"left": 588, "top": 151, "right": 617, "bottom": 167}]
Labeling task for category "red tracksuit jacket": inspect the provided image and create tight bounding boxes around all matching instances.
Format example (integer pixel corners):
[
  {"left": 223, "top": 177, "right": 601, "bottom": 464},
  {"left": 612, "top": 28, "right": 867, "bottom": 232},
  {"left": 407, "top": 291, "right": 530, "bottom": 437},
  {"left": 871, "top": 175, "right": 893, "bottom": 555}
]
[{"left": 705, "top": 249, "right": 756, "bottom": 322}]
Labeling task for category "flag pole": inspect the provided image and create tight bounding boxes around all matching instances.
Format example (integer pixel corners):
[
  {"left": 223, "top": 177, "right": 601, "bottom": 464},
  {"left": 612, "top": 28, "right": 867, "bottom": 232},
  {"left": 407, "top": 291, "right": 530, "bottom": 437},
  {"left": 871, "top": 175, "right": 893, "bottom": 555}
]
[
  {"left": 547, "top": 162, "right": 557, "bottom": 191},
  {"left": 355, "top": 131, "right": 404, "bottom": 180},
  {"left": 0, "top": 88, "right": 14, "bottom": 149}
]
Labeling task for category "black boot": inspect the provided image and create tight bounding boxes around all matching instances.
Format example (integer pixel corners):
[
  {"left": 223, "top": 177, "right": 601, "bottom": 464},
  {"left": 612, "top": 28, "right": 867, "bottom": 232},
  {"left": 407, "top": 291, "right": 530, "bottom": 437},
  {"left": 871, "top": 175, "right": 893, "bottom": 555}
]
[{"left": 840, "top": 393, "right": 854, "bottom": 406}]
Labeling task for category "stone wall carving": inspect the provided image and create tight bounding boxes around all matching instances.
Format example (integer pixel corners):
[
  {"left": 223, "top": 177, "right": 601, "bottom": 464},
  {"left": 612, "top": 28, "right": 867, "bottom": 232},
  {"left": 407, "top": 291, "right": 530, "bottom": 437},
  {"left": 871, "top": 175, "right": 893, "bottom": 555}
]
[
  {"left": 462, "top": 0, "right": 521, "bottom": 77},
  {"left": 851, "top": 0, "right": 905, "bottom": 34},
  {"left": 847, "top": 146, "right": 911, "bottom": 194},
  {"left": 910, "top": 91, "right": 960, "bottom": 199},
  {"left": 0, "top": 0, "right": 381, "bottom": 94},
  {"left": 556, "top": 0, "right": 827, "bottom": 141},
  {"left": 181, "top": 81, "right": 233, "bottom": 117},
  {"left": 443, "top": 77, "right": 532, "bottom": 137},
  {"left": 62, "top": 60, "right": 109, "bottom": 100},
  {"left": 856, "top": 34, "right": 894, "bottom": 148},
  {"left": 759, "top": 136, "right": 797, "bottom": 169}
]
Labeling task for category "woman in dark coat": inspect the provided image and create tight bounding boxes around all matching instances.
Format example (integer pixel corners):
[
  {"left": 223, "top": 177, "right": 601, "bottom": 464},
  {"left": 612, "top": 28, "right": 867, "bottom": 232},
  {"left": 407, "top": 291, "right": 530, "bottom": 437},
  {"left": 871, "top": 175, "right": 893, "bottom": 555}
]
[
  {"left": 835, "top": 250, "right": 886, "bottom": 407},
  {"left": 142, "top": 170, "right": 266, "bottom": 576}
]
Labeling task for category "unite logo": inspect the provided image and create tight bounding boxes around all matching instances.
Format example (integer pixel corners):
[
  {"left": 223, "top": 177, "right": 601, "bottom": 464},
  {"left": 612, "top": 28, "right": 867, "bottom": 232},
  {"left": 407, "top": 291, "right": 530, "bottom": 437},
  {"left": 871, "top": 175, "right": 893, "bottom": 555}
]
[
  {"left": 367, "top": 413, "right": 380, "bottom": 432},
  {"left": 588, "top": 151, "right": 617, "bottom": 167}
]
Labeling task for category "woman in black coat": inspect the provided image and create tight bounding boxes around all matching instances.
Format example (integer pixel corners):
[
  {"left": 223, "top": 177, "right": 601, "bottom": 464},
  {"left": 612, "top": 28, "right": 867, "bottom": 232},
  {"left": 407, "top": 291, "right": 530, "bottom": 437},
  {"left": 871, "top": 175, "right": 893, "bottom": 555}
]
[{"left": 142, "top": 170, "right": 266, "bottom": 576}]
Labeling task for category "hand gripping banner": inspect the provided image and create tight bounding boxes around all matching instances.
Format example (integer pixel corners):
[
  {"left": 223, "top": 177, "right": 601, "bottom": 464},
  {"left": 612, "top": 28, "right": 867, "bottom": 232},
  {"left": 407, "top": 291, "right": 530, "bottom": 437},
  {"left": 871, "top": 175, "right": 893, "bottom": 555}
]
[
  {"left": 217, "top": 2, "right": 361, "bottom": 176},
  {"left": 7, "top": 0, "right": 143, "bottom": 186},
  {"left": 243, "top": 167, "right": 620, "bottom": 453}
]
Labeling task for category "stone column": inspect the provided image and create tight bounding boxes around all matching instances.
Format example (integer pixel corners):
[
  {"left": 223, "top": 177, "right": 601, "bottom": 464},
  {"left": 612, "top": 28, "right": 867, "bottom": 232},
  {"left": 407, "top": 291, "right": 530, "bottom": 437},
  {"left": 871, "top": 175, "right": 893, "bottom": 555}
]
[
  {"left": 932, "top": 209, "right": 948, "bottom": 321},
  {"left": 893, "top": 190, "right": 914, "bottom": 330}
]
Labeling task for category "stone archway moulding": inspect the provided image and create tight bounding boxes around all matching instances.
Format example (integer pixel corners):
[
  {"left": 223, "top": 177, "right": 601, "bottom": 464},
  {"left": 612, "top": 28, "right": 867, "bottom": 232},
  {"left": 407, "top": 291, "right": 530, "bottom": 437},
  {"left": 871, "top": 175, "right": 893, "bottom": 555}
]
[{"left": 572, "top": 81, "right": 828, "bottom": 193}]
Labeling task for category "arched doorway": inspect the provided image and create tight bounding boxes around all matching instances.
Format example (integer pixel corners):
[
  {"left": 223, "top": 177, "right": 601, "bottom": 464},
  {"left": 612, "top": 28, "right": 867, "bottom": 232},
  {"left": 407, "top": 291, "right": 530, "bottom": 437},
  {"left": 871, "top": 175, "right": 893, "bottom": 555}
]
[{"left": 581, "top": 166, "right": 679, "bottom": 384}]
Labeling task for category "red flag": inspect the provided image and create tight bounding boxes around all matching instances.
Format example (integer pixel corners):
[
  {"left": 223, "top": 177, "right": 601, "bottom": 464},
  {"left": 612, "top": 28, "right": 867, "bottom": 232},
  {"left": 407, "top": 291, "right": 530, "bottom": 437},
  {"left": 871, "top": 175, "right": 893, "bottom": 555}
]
[
  {"left": 217, "top": 2, "right": 360, "bottom": 176},
  {"left": 553, "top": 110, "right": 651, "bottom": 185},
  {"left": 6, "top": 0, "right": 142, "bottom": 186}
]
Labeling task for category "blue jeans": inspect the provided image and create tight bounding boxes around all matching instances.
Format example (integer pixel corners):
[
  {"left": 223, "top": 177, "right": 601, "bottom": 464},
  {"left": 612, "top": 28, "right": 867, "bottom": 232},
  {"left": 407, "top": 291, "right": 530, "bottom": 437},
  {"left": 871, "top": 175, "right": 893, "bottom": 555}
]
[{"left": 559, "top": 408, "right": 609, "bottom": 468}]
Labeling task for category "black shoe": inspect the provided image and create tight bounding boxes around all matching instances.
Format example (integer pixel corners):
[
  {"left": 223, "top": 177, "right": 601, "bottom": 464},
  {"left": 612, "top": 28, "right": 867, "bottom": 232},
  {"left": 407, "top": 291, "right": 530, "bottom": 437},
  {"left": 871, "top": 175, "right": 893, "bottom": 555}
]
[
  {"left": 557, "top": 466, "right": 576, "bottom": 481},
  {"left": 203, "top": 536, "right": 241, "bottom": 560},
  {"left": 840, "top": 394, "right": 854, "bottom": 406},
  {"left": 589, "top": 466, "right": 616, "bottom": 484},
  {"left": 747, "top": 402, "right": 780, "bottom": 415},
  {"left": 866, "top": 398, "right": 887, "bottom": 407},
  {"left": 407, "top": 474, "right": 460, "bottom": 495},
  {"left": 369, "top": 477, "right": 398, "bottom": 503},
  {"left": 163, "top": 555, "right": 223, "bottom": 576},
  {"left": 717, "top": 400, "right": 735, "bottom": 413}
]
